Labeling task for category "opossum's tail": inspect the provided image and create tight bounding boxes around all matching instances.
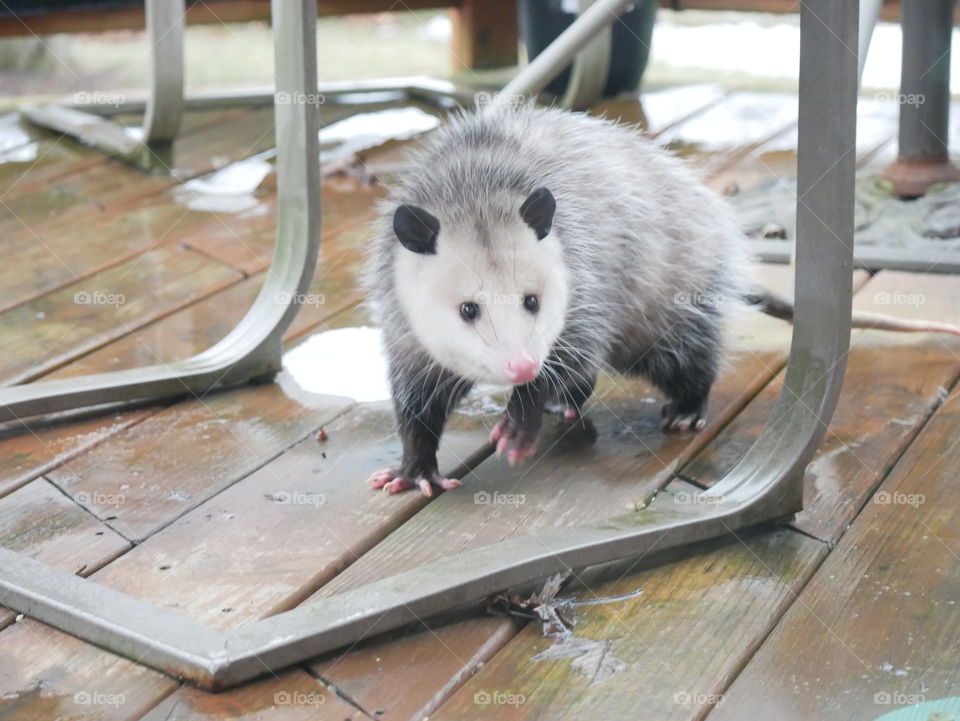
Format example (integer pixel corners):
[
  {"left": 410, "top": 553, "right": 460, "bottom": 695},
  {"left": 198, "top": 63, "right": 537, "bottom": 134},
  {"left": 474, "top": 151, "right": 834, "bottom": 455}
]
[{"left": 745, "top": 288, "right": 960, "bottom": 337}]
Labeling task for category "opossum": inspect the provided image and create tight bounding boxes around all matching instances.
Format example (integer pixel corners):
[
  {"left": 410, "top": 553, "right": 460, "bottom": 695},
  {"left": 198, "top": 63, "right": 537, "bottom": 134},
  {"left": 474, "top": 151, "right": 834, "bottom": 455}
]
[{"left": 364, "top": 105, "right": 960, "bottom": 497}]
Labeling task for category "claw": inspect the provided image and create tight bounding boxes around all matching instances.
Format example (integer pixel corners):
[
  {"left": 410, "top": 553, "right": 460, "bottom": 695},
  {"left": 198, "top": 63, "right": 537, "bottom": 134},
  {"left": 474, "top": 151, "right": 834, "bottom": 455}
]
[
  {"left": 660, "top": 404, "right": 707, "bottom": 435},
  {"left": 368, "top": 468, "right": 395, "bottom": 489}
]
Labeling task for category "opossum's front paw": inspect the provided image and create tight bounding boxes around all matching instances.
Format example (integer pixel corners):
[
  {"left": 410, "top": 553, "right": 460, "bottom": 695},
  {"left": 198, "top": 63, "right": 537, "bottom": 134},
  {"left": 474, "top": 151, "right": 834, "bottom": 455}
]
[
  {"left": 490, "top": 416, "right": 540, "bottom": 466},
  {"left": 368, "top": 468, "right": 462, "bottom": 497},
  {"left": 660, "top": 402, "right": 707, "bottom": 434}
]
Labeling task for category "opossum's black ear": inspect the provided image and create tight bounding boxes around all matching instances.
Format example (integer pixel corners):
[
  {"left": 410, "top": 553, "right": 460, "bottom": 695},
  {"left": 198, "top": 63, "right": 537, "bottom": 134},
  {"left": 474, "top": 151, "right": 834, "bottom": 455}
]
[
  {"left": 394, "top": 204, "right": 439, "bottom": 255},
  {"left": 520, "top": 187, "right": 556, "bottom": 240}
]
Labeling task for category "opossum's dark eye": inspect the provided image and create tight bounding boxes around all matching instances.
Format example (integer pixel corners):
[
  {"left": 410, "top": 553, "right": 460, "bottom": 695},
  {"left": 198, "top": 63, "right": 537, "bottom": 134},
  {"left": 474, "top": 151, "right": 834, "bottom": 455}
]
[
  {"left": 523, "top": 294, "right": 539, "bottom": 313},
  {"left": 460, "top": 302, "right": 480, "bottom": 322}
]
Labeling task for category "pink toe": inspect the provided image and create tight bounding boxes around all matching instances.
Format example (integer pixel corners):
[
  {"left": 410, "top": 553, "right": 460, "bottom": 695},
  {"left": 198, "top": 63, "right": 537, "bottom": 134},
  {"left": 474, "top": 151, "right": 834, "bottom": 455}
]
[
  {"left": 496, "top": 437, "right": 509, "bottom": 457},
  {"left": 386, "top": 477, "right": 414, "bottom": 494},
  {"left": 439, "top": 478, "right": 462, "bottom": 490},
  {"left": 418, "top": 478, "right": 434, "bottom": 497}
]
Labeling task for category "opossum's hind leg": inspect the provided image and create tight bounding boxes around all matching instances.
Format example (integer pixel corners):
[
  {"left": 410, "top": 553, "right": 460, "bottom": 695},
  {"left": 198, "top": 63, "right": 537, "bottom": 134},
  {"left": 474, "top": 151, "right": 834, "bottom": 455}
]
[{"left": 632, "top": 324, "right": 719, "bottom": 435}]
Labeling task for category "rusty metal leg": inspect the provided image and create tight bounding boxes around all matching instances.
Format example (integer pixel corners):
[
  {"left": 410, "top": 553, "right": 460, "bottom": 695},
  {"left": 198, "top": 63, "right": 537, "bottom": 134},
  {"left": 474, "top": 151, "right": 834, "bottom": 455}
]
[
  {"left": 883, "top": 0, "right": 960, "bottom": 196},
  {"left": 0, "top": 0, "right": 857, "bottom": 692}
]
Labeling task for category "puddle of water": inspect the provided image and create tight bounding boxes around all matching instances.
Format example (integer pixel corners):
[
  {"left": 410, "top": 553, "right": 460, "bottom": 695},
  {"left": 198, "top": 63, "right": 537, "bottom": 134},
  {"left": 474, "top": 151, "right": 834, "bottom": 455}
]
[
  {"left": 0, "top": 115, "right": 33, "bottom": 154},
  {"left": 174, "top": 153, "right": 274, "bottom": 213},
  {"left": 320, "top": 106, "right": 439, "bottom": 163},
  {"left": 0, "top": 142, "right": 38, "bottom": 164},
  {"left": 278, "top": 326, "right": 391, "bottom": 403}
]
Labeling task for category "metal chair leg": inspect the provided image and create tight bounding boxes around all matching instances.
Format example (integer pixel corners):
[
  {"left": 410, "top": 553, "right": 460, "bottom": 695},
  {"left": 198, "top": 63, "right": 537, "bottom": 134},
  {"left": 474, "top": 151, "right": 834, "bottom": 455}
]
[
  {"left": 19, "top": 0, "right": 185, "bottom": 170},
  {"left": 0, "top": 0, "right": 856, "bottom": 691},
  {"left": 0, "top": 0, "right": 319, "bottom": 423}
]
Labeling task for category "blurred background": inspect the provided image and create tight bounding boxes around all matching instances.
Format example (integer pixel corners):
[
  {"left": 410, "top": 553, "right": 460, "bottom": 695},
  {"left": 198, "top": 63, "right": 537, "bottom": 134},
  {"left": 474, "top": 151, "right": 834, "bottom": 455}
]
[{"left": 2, "top": 7, "right": 958, "bottom": 110}]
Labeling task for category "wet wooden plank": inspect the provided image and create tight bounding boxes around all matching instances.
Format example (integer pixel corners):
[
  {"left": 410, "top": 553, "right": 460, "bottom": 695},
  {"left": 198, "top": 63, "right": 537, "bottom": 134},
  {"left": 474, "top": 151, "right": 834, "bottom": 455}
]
[
  {"left": 0, "top": 243, "right": 243, "bottom": 386},
  {"left": 136, "top": 671, "right": 360, "bottom": 721},
  {"left": 0, "top": 478, "right": 131, "bottom": 629},
  {"left": 431, "top": 524, "right": 826, "bottom": 721},
  {"left": 42, "top": 381, "right": 352, "bottom": 543},
  {"left": 183, "top": 178, "right": 385, "bottom": 275},
  {"left": 708, "top": 387, "right": 960, "bottom": 721},
  {"left": 0, "top": 410, "right": 155, "bottom": 501},
  {"left": 0, "top": 107, "right": 277, "bottom": 240},
  {"left": 0, "top": 195, "right": 249, "bottom": 313},
  {"left": 0, "top": 630, "right": 175, "bottom": 721},
  {"left": 684, "top": 271, "right": 960, "bottom": 543}
]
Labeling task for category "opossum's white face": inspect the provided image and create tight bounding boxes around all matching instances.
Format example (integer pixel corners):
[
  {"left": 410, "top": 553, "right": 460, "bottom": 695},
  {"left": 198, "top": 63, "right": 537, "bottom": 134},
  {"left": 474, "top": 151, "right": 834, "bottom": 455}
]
[{"left": 392, "top": 188, "right": 568, "bottom": 385}]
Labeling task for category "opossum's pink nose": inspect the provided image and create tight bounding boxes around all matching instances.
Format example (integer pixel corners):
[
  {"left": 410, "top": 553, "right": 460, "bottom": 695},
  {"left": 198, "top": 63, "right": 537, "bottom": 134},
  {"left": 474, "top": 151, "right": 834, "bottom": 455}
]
[{"left": 504, "top": 354, "right": 540, "bottom": 384}]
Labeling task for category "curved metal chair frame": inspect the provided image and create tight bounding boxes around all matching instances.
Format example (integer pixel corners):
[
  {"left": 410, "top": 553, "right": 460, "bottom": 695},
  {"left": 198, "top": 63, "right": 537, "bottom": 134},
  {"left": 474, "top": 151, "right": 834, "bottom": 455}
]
[{"left": 0, "top": 0, "right": 857, "bottom": 691}]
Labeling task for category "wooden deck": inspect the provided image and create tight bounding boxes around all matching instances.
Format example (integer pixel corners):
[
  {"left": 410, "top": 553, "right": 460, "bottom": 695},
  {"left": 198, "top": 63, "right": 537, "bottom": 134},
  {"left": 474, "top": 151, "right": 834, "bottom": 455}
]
[{"left": 0, "top": 86, "right": 958, "bottom": 721}]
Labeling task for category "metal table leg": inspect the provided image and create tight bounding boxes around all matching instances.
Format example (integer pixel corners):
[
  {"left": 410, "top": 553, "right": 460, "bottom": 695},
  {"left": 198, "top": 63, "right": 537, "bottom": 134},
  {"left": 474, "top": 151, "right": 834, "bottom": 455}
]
[
  {"left": 19, "top": 0, "right": 185, "bottom": 171},
  {"left": 883, "top": 0, "right": 960, "bottom": 196},
  {"left": 0, "top": 0, "right": 319, "bottom": 424},
  {"left": 0, "top": 0, "right": 856, "bottom": 691}
]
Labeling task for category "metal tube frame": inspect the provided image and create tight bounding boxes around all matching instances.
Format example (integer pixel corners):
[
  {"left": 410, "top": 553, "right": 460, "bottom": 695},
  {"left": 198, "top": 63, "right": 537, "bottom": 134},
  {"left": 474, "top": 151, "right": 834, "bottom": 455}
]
[
  {"left": 19, "top": 0, "right": 185, "bottom": 170},
  {"left": 0, "top": 0, "right": 857, "bottom": 693}
]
